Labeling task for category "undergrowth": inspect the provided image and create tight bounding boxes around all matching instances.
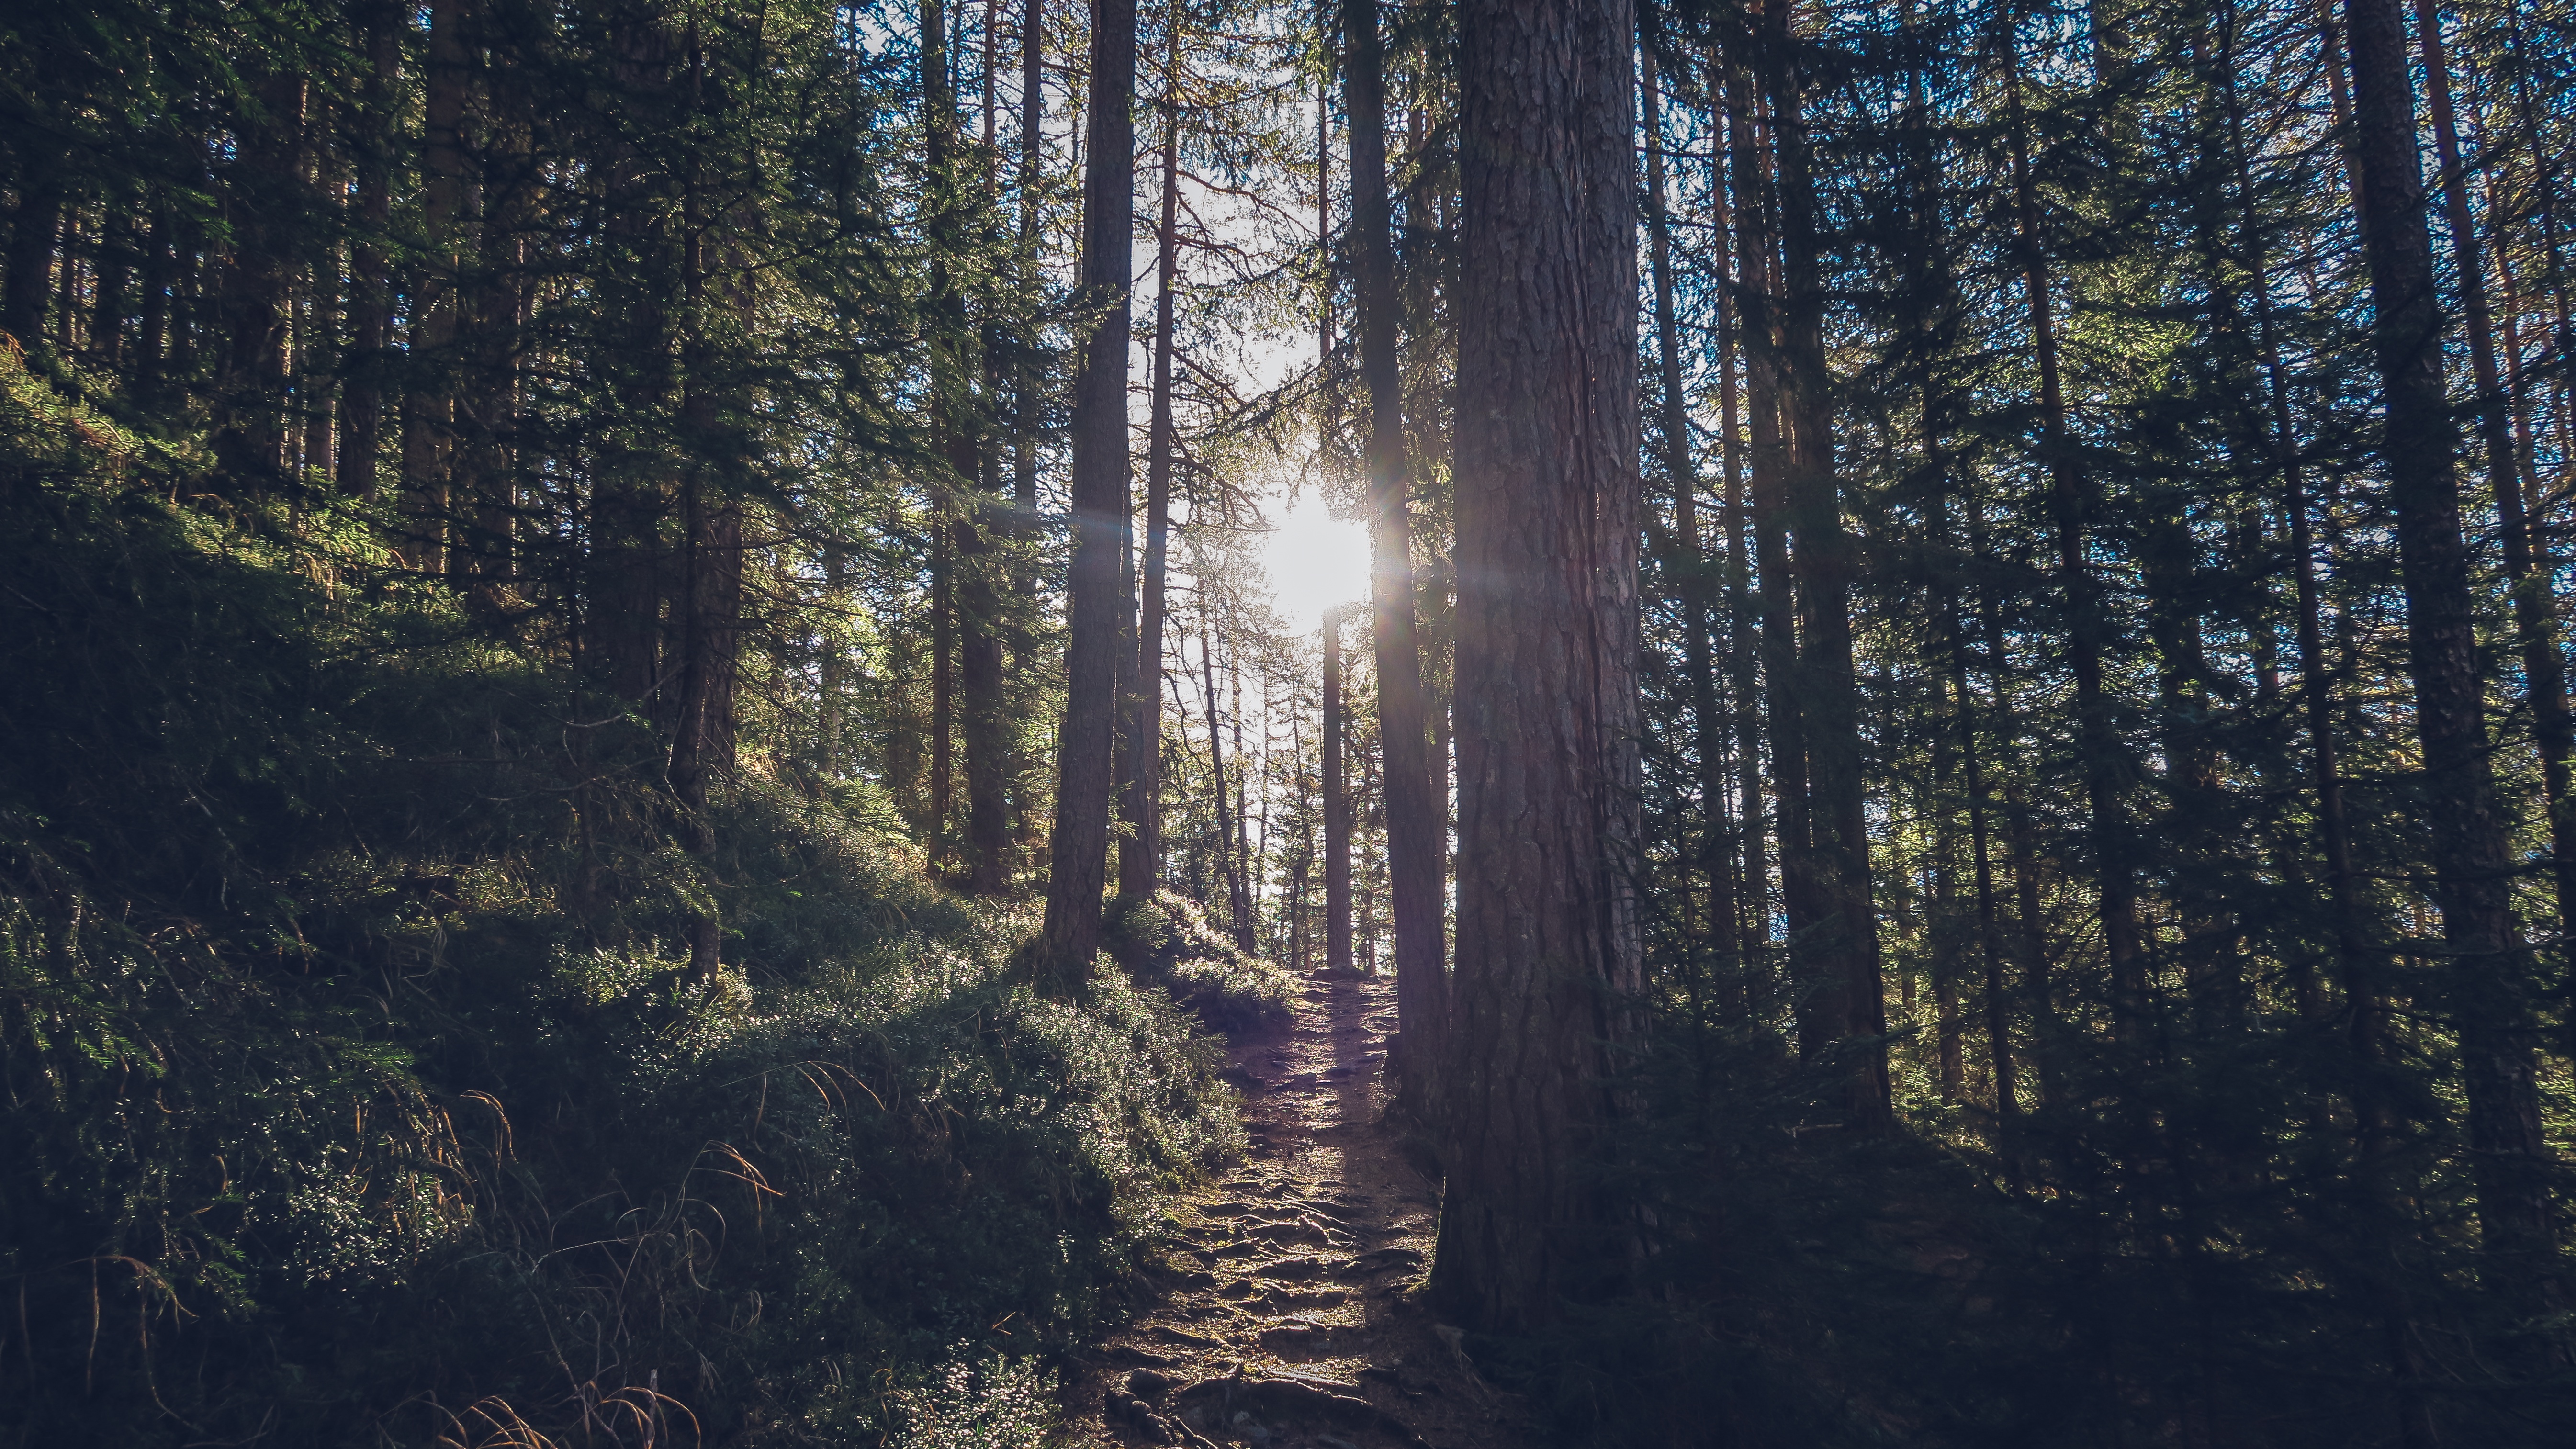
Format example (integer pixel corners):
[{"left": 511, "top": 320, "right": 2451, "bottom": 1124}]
[
  {"left": 1107, "top": 889, "right": 1299, "bottom": 1034},
  {"left": 0, "top": 337, "right": 1240, "bottom": 1446}
]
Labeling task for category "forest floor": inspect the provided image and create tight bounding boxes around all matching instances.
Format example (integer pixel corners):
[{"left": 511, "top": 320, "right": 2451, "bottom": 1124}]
[{"left": 1059, "top": 966, "right": 1541, "bottom": 1449}]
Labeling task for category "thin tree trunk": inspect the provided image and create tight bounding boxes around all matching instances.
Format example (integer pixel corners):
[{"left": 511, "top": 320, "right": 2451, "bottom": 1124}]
[
  {"left": 405, "top": 0, "right": 475, "bottom": 572},
  {"left": 1764, "top": 1, "right": 1887, "bottom": 1128},
  {"left": 1727, "top": 52, "right": 1814, "bottom": 1044},
  {"left": 1120, "top": 33, "right": 1183, "bottom": 901},
  {"left": 2343, "top": 0, "right": 2556, "bottom": 1297},
  {"left": 1644, "top": 49, "right": 1738, "bottom": 989},
  {"left": 339, "top": 5, "right": 398, "bottom": 498},
  {"left": 1326, "top": 610, "right": 1353, "bottom": 972},
  {"left": 1341, "top": 0, "right": 1447, "bottom": 1110},
  {"left": 1037, "top": 0, "right": 1136, "bottom": 972},
  {"left": 1710, "top": 52, "right": 1768, "bottom": 1003},
  {"left": 1431, "top": 0, "right": 1640, "bottom": 1332},
  {"left": 1199, "top": 624, "right": 1245, "bottom": 942},
  {"left": 2002, "top": 21, "right": 2143, "bottom": 1026},
  {"left": 2414, "top": 0, "right": 2575, "bottom": 941}
]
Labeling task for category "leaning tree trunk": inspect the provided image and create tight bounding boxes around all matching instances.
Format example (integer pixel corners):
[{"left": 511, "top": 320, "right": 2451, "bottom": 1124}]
[
  {"left": 2342, "top": 0, "right": 2557, "bottom": 1303},
  {"left": 1038, "top": 0, "right": 1137, "bottom": 973},
  {"left": 1429, "top": 0, "right": 1640, "bottom": 1333},
  {"left": 2413, "top": 0, "right": 2575, "bottom": 943}
]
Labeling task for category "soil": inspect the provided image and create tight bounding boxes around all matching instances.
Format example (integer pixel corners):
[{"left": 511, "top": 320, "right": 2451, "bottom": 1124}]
[{"left": 1058, "top": 967, "right": 1541, "bottom": 1449}]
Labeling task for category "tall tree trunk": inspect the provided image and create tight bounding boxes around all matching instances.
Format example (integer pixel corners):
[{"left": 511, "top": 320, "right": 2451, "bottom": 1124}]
[
  {"left": 1120, "top": 33, "right": 1183, "bottom": 902},
  {"left": 926, "top": 0, "right": 963, "bottom": 874},
  {"left": 2, "top": 146, "right": 61, "bottom": 343},
  {"left": 1012, "top": 0, "right": 1043, "bottom": 607},
  {"left": 2002, "top": 20, "right": 2143, "bottom": 1026},
  {"left": 1709, "top": 48, "right": 1768, "bottom": 1001},
  {"left": 1037, "top": 0, "right": 1136, "bottom": 973},
  {"left": 1199, "top": 623, "right": 1245, "bottom": 942},
  {"left": 1431, "top": 0, "right": 1639, "bottom": 1332},
  {"left": 339, "top": 5, "right": 399, "bottom": 498},
  {"left": 405, "top": 0, "right": 476, "bottom": 572},
  {"left": 1341, "top": 0, "right": 1447, "bottom": 1112},
  {"left": 2343, "top": 0, "right": 2556, "bottom": 1299},
  {"left": 1726, "top": 51, "right": 1812, "bottom": 1040},
  {"left": 1644, "top": 49, "right": 1738, "bottom": 988},
  {"left": 667, "top": 24, "right": 747, "bottom": 986},
  {"left": 1326, "top": 610, "right": 1353, "bottom": 972},
  {"left": 221, "top": 71, "right": 306, "bottom": 482},
  {"left": 2414, "top": 0, "right": 2575, "bottom": 942},
  {"left": 1764, "top": 1, "right": 1887, "bottom": 1128}
]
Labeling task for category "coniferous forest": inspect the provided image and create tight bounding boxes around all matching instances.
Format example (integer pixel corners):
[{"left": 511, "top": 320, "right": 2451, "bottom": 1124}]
[{"left": 5, "top": 0, "right": 2576, "bottom": 1443}]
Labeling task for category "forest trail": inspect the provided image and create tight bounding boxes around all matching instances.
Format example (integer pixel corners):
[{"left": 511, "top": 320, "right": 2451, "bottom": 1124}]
[{"left": 1061, "top": 968, "right": 1538, "bottom": 1449}]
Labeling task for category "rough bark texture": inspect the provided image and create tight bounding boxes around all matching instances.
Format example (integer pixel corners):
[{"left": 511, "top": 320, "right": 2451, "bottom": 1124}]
[
  {"left": 2343, "top": 0, "right": 2555, "bottom": 1282},
  {"left": 1038, "top": 0, "right": 1136, "bottom": 973},
  {"left": 1340, "top": 0, "right": 1447, "bottom": 1114},
  {"left": 1429, "top": 0, "right": 1640, "bottom": 1333}
]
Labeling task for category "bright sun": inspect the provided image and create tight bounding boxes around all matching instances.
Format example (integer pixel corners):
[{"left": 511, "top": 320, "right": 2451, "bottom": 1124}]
[{"left": 1259, "top": 496, "right": 1373, "bottom": 633}]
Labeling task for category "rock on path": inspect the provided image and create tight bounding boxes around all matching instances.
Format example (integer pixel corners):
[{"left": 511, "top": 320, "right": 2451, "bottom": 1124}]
[{"left": 1060, "top": 967, "right": 1536, "bottom": 1449}]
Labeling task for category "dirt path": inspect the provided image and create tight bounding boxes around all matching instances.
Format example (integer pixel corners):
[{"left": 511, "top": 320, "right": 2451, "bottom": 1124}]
[{"left": 1060, "top": 967, "right": 1539, "bottom": 1449}]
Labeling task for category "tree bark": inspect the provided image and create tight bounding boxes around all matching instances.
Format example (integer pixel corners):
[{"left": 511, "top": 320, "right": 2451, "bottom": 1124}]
[
  {"left": 339, "top": 5, "right": 399, "bottom": 498},
  {"left": 1430, "top": 0, "right": 1639, "bottom": 1332},
  {"left": 1325, "top": 610, "right": 1353, "bottom": 973},
  {"left": 1037, "top": 0, "right": 1136, "bottom": 973},
  {"left": 2343, "top": 0, "right": 2556, "bottom": 1291},
  {"left": 1763, "top": 2, "right": 1887, "bottom": 1127},
  {"left": 1120, "top": 32, "right": 1183, "bottom": 902},
  {"left": 1341, "top": 0, "right": 1447, "bottom": 1111},
  {"left": 404, "top": 0, "right": 476, "bottom": 571}
]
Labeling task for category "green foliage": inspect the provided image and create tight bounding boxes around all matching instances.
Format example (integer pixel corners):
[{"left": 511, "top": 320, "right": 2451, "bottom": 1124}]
[
  {"left": 1108, "top": 888, "right": 1299, "bottom": 1033},
  {"left": 0, "top": 347, "right": 1237, "bottom": 1447}
]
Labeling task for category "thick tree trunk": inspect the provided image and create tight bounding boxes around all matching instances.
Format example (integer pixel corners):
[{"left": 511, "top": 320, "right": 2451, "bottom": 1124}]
[
  {"left": 1342, "top": 0, "right": 1447, "bottom": 1109},
  {"left": 1037, "top": 0, "right": 1136, "bottom": 973},
  {"left": 2343, "top": 0, "right": 2557, "bottom": 1300},
  {"left": 1120, "top": 45, "right": 1183, "bottom": 902},
  {"left": 1430, "top": 0, "right": 1639, "bottom": 1332}
]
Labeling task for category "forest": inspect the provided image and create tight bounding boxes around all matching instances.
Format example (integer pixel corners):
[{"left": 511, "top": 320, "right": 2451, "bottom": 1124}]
[{"left": 3, "top": 0, "right": 2574, "bottom": 1443}]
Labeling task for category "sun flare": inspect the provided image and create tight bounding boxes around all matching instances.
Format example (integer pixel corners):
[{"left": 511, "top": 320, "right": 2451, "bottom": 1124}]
[{"left": 1258, "top": 496, "right": 1372, "bottom": 633}]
